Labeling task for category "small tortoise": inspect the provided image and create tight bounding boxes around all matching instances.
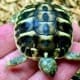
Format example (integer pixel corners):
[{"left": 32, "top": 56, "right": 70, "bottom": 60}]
[{"left": 8, "top": 0, "right": 80, "bottom": 75}]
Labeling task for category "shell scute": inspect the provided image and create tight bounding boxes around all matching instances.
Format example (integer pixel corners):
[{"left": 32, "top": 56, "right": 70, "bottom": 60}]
[{"left": 15, "top": 2, "right": 72, "bottom": 58}]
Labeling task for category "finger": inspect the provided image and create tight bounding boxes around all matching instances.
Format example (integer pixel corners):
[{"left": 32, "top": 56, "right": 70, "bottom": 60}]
[
  {"left": 53, "top": 59, "right": 80, "bottom": 80},
  {"left": 70, "top": 41, "right": 80, "bottom": 52},
  {"left": 53, "top": 42, "right": 80, "bottom": 80},
  {"left": 28, "top": 71, "right": 52, "bottom": 80},
  {"left": 29, "top": 60, "right": 80, "bottom": 80},
  {"left": 0, "top": 50, "right": 38, "bottom": 80},
  {"left": 0, "top": 23, "right": 16, "bottom": 58},
  {"left": 72, "top": 21, "right": 80, "bottom": 42}
]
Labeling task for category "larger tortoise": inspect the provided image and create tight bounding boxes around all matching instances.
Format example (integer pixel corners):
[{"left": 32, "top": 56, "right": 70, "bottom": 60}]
[{"left": 8, "top": 0, "right": 80, "bottom": 75}]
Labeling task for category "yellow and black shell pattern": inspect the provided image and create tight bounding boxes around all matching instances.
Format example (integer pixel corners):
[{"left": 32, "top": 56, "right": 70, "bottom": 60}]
[{"left": 14, "top": 2, "right": 73, "bottom": 59}]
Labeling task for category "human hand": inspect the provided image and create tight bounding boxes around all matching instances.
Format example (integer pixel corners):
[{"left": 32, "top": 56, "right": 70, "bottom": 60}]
[{"left": 0, "top": 21, "right": 80, "bottom": 80}]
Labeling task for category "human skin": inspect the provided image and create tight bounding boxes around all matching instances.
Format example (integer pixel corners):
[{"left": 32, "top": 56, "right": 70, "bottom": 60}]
[{"left": 0, "top": 21, "right": 80, "bottom": 80}]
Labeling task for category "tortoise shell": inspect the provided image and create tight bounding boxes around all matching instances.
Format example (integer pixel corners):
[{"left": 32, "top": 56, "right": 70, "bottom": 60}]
[{"left": 14, "top": 2, "right": 72, "bottom": 60}]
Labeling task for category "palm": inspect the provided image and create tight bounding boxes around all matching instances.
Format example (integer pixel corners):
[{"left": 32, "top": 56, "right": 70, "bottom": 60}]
[{"left": 0, "top": 21, "right": 80, "bottom": 80}]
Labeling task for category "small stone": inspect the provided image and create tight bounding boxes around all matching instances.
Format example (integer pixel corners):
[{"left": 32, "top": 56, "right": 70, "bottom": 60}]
[{"left": 5, "top": 0, "right": 17, "bottom": 3}]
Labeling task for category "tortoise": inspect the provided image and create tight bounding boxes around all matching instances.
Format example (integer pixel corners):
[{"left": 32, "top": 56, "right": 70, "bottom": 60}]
[{"left": 8, "top": 0, "right": 80, "bottom": 75}]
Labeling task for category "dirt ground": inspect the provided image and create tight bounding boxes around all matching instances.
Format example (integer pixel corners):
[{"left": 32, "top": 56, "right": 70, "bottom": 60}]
[{"left": 0, "top": 0, "right": 80, "bottom": 25}]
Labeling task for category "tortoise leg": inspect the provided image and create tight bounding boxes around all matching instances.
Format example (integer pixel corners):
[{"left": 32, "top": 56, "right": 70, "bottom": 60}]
[
  {"left": 7, "top": 54, "right": 27, "bottom": 66},
  {"left": 64, "top": 52, "right": 80, "bottom": 60}
]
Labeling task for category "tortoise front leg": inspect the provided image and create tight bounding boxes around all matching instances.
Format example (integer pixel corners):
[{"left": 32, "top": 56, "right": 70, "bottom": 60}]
[{"left": 64, "top": 52, "right": 80, "bottom": 60}]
